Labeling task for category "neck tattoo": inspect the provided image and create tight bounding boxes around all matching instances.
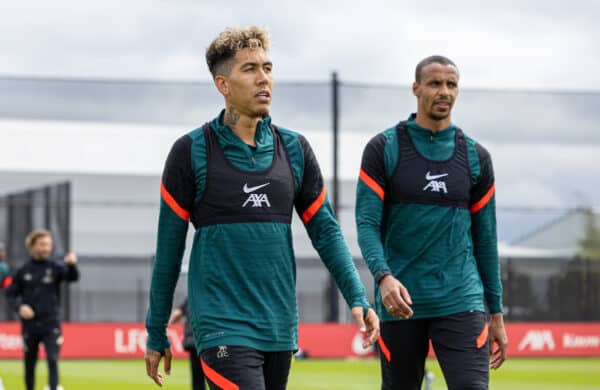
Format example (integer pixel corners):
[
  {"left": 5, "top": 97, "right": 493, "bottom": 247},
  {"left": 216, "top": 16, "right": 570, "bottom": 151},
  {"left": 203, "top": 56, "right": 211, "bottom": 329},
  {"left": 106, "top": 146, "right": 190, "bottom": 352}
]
[{"left": 224, "top": 107, "right": 240, "bottom": 127}]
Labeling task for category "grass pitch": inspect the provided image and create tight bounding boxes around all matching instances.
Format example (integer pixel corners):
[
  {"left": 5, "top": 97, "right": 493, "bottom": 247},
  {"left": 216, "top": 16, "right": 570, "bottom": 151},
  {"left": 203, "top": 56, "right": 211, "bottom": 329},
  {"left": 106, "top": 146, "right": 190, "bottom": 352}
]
[{"left": 0, "top": 357, "right": 599, "bottom": 389}]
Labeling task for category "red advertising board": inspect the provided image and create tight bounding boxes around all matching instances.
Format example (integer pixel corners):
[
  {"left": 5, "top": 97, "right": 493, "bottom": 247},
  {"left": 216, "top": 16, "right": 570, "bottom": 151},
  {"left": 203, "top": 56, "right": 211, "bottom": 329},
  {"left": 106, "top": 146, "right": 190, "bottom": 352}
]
[
  {"left": 1, "top": 322, "right": 599, "bottom": 359},
  {"left": 501, "top": 323, "right": 600, "bottom": 357}
]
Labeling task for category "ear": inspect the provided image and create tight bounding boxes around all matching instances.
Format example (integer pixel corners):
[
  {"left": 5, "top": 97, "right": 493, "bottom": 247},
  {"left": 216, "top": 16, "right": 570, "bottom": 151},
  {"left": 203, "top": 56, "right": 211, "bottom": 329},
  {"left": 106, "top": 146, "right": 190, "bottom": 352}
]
[
  {"left": 214, "top": 75, "right": 229, "bottom": 96},
  {"left": 412, "top": 81, "right": 419, "bottom": 97}
]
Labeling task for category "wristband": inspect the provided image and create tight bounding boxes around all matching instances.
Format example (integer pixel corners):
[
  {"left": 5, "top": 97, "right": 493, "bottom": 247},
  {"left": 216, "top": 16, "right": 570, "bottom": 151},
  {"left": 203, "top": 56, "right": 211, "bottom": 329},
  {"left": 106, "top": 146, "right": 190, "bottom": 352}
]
[{"left": 374, "top": 270, "right": 392, "bottom": 285}]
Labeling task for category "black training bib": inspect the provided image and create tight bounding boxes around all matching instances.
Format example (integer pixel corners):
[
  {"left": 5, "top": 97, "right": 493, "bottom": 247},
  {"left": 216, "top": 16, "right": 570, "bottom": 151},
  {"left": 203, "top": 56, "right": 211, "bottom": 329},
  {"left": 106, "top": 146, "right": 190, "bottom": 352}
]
[
  {"left": 387, "top": 122, "right": 472, "bottom": 209},
  {"left": 190, "top": 123, "right": 295, "bottom": 228}
]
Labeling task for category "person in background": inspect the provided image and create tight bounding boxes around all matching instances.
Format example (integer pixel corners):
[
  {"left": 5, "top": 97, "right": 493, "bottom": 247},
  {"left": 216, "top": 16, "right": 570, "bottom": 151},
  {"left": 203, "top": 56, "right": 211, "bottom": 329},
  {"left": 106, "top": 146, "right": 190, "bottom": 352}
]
[
  {"left": 169, "top": 298, "right": 206, "bottom": 390},
  {"left": 6, "top": 229, "right": 79, "bottom": 390},
  {"left": 0, "top": 242, "right": 9, "bottom": 390},
  {"left": 0, "top": 242, "right": 11, "bottom": 290}
]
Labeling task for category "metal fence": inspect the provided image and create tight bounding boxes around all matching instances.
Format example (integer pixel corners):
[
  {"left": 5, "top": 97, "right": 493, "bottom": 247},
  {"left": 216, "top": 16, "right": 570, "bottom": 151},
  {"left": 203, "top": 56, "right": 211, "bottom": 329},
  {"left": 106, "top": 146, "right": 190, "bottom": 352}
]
[
  {"left": 0, "top": 254, "right": 370, "bottom": 324},
  {"left": 64, "top": 255, "right": 600, "bottom": 323},
  {"left": 502, "top": 257, "right": 600, "bottom": 322},
  {"left": 3, "top": 252, "right": 600, "bottom": 323},
  {"left": 0, "top": 182, "right": 71, "bottom": 321},
  {"left": 1, "top": 76, "right": 600, "bottom": 324}
]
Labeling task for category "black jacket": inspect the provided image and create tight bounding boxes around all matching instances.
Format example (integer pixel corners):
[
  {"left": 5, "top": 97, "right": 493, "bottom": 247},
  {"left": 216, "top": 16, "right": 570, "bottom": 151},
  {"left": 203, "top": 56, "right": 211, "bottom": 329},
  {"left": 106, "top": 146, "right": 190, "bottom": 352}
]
[
  {"left": 177, "top": 298, "right": 195, "bottom": 351},
  {"left": 6, "top": 258, "right": 79, "bottom": 328}
]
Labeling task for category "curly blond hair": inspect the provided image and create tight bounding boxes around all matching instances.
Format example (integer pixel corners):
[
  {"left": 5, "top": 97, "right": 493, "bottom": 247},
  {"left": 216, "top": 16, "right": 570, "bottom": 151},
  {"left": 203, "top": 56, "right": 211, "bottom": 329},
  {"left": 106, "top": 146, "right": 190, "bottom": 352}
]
[
  {"left": 25, "top": 228, "right": 51, "bottom": 250},
  {"left": 206, "top": 26, "right": 270, "bottom": 77}
]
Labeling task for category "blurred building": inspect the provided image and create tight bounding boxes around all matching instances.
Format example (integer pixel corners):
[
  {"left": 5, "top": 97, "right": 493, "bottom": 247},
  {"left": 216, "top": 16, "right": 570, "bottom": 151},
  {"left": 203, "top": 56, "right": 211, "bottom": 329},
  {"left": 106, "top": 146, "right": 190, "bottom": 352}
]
[{"left": 514, "top": 208, "right": 600, "bottom": 256}]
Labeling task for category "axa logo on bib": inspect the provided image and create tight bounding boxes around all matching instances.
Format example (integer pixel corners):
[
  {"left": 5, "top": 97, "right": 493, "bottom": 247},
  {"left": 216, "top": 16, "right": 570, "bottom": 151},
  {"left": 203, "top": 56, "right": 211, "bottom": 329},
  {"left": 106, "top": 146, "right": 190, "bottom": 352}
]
[
  {"left": 518, "top": 330, "right": 556, "bottom": 351},
  {"left": 423, "top": 171, "right": 448, "bottom": 194},
  {"left": 242, "top": 182, "right": 271, "bottom": 207}
]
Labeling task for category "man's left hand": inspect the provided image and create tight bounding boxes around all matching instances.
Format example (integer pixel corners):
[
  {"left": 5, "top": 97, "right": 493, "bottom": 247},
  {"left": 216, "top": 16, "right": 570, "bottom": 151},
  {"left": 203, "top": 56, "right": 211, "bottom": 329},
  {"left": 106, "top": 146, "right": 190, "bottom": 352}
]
[
  {"left": 64, "top": 251, "right": 78, "bottom": 265},
  {"left": 351, "top": 307, "right": 380, "bottom": 349},
  {"left": 489, "top": 313, "right": 508, "bottom": 369}
]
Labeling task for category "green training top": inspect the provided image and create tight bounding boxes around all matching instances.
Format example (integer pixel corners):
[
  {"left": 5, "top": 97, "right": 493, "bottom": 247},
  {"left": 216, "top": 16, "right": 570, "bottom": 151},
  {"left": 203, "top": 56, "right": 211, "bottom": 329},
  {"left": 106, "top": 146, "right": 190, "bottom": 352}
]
[
  {"left": 146, "top": 110, "right": 369, "bottom": 353},
  {"left": 0, "top": 262, "right": 9, "bottom": 282},
  {"left": 356, "top": 113, "right": 502, "bottom": 321}
]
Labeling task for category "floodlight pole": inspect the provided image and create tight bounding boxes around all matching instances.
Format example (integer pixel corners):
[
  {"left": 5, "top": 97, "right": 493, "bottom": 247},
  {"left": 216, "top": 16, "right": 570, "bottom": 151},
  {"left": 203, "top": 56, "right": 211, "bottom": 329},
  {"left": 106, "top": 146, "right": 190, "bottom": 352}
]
[
  {"left": 332, "top": 72, "right": 340, "bottom": 220},
  {"left": 326, "top": 71, "right": 341, "bottom": 322}
]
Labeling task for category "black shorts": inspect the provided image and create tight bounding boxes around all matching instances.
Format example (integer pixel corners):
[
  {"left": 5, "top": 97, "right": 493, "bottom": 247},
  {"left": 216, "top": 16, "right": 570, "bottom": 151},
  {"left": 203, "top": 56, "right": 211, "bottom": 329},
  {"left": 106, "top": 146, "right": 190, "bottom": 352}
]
[
  {"left": 378, "top": 311, "right": 489, "bottom": 390},
  {"left": 200, "top": 346, "right": 292, "bottom": 390}
]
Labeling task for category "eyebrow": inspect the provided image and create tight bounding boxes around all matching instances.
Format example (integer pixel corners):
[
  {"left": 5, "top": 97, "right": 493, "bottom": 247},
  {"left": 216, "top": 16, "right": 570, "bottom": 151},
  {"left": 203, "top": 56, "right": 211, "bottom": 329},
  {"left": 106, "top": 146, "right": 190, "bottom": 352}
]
[
  {"left": 240, "top": 61, "right": 273, "bottom": 68},
  {"left": 427, "top": 77, "right": 457, "bottom": 83}
]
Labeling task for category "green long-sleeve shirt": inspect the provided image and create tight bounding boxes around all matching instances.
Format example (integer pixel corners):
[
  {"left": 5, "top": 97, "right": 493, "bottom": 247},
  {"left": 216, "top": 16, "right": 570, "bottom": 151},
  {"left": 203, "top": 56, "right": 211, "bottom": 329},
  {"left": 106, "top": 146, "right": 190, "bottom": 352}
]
[
  {"left": 0, "top": 262, "right": 8, "bottom": 278},
  {"left": 0, "top": 262, "right": 10, "bottom": 288},
  {"left": 356, "top": 113, "right": 502, "bottom": 321},
  {"left": 146, "top": 110, "right": 369, "bottom": 353}
]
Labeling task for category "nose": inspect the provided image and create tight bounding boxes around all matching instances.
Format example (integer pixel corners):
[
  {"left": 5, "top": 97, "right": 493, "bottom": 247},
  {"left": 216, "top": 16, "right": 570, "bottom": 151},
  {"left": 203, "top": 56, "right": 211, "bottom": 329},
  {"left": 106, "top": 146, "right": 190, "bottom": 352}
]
[
  {"left": 256, "top": 67, "right": 270, "bottom": 85},
  {"left": 439, "top": 83, "right": 450, "bottom": 96}
]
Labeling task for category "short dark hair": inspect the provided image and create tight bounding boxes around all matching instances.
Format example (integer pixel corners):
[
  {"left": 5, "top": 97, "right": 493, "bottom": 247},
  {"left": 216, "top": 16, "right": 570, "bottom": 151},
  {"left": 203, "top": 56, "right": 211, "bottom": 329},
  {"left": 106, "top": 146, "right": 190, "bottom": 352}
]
[
  {"left": 205, "top": 26, "right": 270, "bottom": 78},
  {"left": 415, "top": 55, "right": 458, "bottom": 83}
]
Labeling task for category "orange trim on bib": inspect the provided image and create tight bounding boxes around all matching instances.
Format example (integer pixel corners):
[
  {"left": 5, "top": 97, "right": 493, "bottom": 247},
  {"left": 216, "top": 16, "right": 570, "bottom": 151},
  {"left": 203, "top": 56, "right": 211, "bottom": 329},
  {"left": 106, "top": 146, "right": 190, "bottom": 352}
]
[
  {"left": 470, "top": 183, "right": 495, "bottom": 214},
  {"left": 301, "top": 185, "right": 326, "bottom": 224},
  {"left": 160, "top": 182, "right": 190, "bottom": 221},
  {"left": 359, "top": 169, "right": 385, "bottom": 200}
]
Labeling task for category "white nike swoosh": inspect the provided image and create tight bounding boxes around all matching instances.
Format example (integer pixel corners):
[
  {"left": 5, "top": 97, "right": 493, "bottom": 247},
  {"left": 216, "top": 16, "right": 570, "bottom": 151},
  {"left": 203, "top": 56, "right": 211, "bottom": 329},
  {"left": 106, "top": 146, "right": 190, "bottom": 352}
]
[
  {"left": 425, "top": 171, "right": 448, "bottom": 180},
  {"left": 243, "top": 182, "right": 271, "bottom": 193}
]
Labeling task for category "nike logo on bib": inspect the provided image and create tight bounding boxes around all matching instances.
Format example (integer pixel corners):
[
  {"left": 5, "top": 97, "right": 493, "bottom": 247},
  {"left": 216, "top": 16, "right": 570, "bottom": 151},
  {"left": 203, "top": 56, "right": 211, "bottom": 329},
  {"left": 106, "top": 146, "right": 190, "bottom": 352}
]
[
  {"left": 242, "top": 182, "right": 272, "bottom": 207},
  {"left": 423, "top": 171, "right": 448, "bottom": 194},
  {"left": 243, "top": 182, "right": 270, "bottom": 193},
  {"left": 425, "top": 172, "right": 448, "bottom": 180}
]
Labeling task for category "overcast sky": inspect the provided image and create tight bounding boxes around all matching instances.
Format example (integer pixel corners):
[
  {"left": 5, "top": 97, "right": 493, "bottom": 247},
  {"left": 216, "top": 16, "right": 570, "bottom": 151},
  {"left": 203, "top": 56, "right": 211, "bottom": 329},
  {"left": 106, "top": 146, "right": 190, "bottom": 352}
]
[
  {"left": 1, "top": 0, "right": 599, "bottom": 90},
  {"left": 1, "top": 0, "right": 600, "bottom": 227}
]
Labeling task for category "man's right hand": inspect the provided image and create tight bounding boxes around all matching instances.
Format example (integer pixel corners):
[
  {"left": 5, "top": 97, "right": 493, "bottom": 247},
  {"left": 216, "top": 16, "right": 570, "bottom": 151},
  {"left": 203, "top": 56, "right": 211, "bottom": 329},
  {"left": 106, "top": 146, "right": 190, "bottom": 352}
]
[
  {"left": 379, "top": 275, "right": 413, "bottom": 319},
  {"left": 145, "top": 347, "right": 172, "bottom": 387},
  {"left": 19, "top": 304, "right": 35, "bottom": 320}
]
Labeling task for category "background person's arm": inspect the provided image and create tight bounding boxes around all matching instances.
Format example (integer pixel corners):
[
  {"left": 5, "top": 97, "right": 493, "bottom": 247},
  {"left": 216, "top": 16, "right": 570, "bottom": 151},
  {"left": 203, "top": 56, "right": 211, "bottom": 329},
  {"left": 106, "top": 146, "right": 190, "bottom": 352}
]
[
  {"left": 168, "top": 298, "right": 188, "bottom": 326},
  {"left": 5, "top": 268, "right": 24, "bottom": 314},
  {"left": 60, "top": 251, "right": 80, "bottom": 282}
]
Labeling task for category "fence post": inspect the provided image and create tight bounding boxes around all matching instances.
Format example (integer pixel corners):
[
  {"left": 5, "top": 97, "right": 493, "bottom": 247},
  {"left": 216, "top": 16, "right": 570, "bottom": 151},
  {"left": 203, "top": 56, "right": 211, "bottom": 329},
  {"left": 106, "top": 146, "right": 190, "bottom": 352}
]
[
  {"left": 64, "top": 182, "right": 72, "bottom": 322},
  {"left": 504, "top": 258, "right": 512, "bottom": 321}
]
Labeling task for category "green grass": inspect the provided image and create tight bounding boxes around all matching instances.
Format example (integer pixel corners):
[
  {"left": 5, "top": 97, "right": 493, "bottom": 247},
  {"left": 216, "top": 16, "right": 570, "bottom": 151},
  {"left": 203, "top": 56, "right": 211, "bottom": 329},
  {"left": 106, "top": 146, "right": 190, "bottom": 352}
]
[{"left": 0, "top": 358, "right": 599, "bottom": 389}]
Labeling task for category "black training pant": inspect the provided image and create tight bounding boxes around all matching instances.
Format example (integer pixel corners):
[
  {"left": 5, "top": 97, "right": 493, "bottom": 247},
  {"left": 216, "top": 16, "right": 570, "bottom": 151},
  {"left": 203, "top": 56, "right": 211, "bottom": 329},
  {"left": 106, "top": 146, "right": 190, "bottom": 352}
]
[
  {"left": 189, "top": 346, "right": 207, "bottom": 390},
  {"left": 23, "top": 325, "right": 62, "bottom": 390},
  {"left": 200, "top": 346, "right": 292, "bottom": 390},
  {"left": 379, "top": 311, "right": 489, "bottom": 390}
]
